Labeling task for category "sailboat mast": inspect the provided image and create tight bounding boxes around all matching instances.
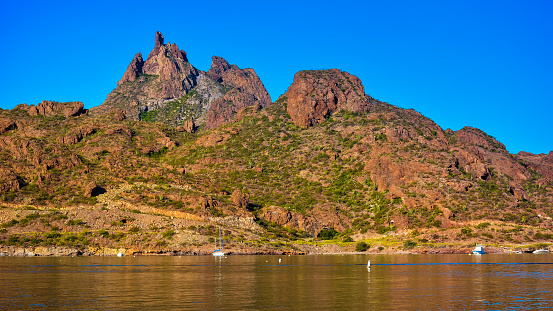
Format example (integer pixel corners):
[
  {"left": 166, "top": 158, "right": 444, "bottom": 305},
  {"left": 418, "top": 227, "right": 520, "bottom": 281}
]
[{"left": 220, "top": 227, "right": 224, "bottom": 251}]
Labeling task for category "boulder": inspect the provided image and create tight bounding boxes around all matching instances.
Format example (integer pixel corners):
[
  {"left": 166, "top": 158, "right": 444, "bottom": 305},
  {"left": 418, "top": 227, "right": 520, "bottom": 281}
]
[
  {"left": 84, "top": 182, "right": 106, "bottom": 198},
  {"left": 231, "top": 189, "right": 249, "bottom": 208}
]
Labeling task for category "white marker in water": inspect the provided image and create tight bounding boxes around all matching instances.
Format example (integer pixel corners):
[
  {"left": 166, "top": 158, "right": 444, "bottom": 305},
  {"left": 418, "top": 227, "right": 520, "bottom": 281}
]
[
  {"left": 367, "top": 260, "right": 371, "bottom": 269},
  {"left": 279, "top": 258, "right": 281, "bottom": 263}
]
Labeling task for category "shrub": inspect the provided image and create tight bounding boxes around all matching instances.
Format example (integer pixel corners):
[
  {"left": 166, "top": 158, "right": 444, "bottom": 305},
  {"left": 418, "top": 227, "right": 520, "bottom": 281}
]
[
  {"left": 475, "top": 222, "right": 491, "bottom": 229},
  {"left": 67, "top": 219, "right": 85, "bottom": 226},
  {"left": 342, "top": 236, "right": 354, "bottom": 243},
  {"left": 355, "top": 241, "right": 370, "bottom": 252},
  {"left": 403, "top": 240, "right": 417, "bottom": 249},
  {"left": 1, "top": 219, "right": 19, "bottom": 228},
  {"left": 318, "top": 228, "right": 339, "bottom": 240},
  {"left": 162, "top": 229, "right": 176, "bottom": 239}
]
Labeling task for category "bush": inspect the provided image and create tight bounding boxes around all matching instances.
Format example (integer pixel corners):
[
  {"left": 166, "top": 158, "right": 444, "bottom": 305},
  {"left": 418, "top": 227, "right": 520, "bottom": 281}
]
[
  {"left": 342, "top": 236, "right": 354, "bottom": 243},
  {"left": 475, "top": 222, "right": 491, "bottom": 229},
  {"left": 67, "top": 219, "right": 85, "bottom": 226},
  {"left": 162, "top": 229, "right": 176, "bottom": 239},
  {"left": 318, "top": 228, "right": 339, "bottom": 240},
  {"left": 403, "top": 240, "right": 417, "bottom": 249},
  {"left": 355, "top": 241, "right": 370, "bottom": 252}
]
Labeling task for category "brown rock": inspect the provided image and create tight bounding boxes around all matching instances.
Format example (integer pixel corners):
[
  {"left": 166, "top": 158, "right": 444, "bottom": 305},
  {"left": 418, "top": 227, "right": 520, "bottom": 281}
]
[
  {"left": 146, "top": 31, "right": 164, "bottom": 63},
  {"left": 231, "top": 189, "right": 249, "bottom": 208},
  {"left": 516, "top": 150, "right": 553, "bottom": 182},
  {"left": 26, "top": 101, "right": 85, "bottom": 118},
  {"left": 259, "top": 206, "right": 318, "bottom": 236},
  {"left": 284, "top": 69, "right": 373, "bottom": 128},
  {"left": 509, "top": 183, "right": 529, "bottom": 201},
  {"left": 196, "top": 133, "right": 231, "bottom": 147},
  {"left": 205, "top": 56, "right": 271, "bottom": 129},
  {"left": 84, "top": 182, "right": 96, "bottom": 198},
  {"left": 93, "top": 31, "right": 199, "bottom": 120},
  {"left": 0, "top": 167, "right": 20, "bottom": 192},
  {"left": 183, "top": 119, "right": 195, "bottom": 133},
  {"left": 59, "top": 125, "right": 98, "bottom": 145},
  {"left": 258, "top": 204, "right": 349, "bottom": 237},
  {"left": 117, "top": 53, "right": 144, "bottom": 86},
  {"left": 455, "top": 127, "right": 506, "bottom": 150},
  {"left": 0, "top": 119, "right": 17, "bottom": 134},
  {"left": 111, "top": 109, "right": 126, "bottom": 121}
]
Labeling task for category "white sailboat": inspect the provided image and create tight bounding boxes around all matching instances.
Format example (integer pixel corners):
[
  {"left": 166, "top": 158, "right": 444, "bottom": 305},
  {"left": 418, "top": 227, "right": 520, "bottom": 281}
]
[{"left": 213, "top": 227, "right": 225, "bottom": 257}]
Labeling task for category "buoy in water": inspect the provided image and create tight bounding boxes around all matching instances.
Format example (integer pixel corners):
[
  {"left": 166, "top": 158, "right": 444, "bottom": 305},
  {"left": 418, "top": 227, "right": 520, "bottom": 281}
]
[
  {"left": 367, "top": 260, "right": 371, "bottom": 270},
  {"left": 279, "top": 258, "right": 281, "bottom": 263}
]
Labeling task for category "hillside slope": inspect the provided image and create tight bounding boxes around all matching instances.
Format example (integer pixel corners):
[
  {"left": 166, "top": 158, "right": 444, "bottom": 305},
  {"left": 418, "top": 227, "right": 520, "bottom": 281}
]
[{"left": 1, "top": 47, "right": 552, "bottom": 256}]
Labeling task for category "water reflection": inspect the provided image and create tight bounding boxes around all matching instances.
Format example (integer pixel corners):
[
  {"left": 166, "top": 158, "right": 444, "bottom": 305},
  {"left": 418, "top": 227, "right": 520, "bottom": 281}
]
[{"left": 0, "top": 254, "right": 552, "bottom": 309}]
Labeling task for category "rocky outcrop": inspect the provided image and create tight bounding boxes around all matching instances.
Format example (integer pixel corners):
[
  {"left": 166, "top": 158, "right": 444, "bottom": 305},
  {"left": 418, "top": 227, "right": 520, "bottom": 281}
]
[
  {"left": 516, "top": 151, "right": 553, "bottom": 182},
  {"left": 455, "top": 127, "right": 506, "bottom": 151},
  {"left": 118, "top": 53, "right": 144, "bottom": 86},
  {"left": 205, "top": 56, "right": 271, "bottom": 129},
  {"left": 283, "top": 69, "right": 373, "bottom": 127},
  {"left": 25, "top": 101, "right": 85, "bottom": 118},
  {"left": 0, "top": 119, "right": 17, "bottom": 134},
  {"left": 182, "top": 119, "right": 195, "bottom": 133},
  {"left": 258, "top": 205, "right": 349, "bottom": 237},
  {"left": 231, "top": 189, "right": 249, "bottom": 208},
  {"left": 0, "top": 167, "right": 20, "bottom": 192},
  {"left": 59, "top": 125, "right": 98, "bottom": 145},
  {"left": 141, "top": 31, "right": 196, "bottom": 98},
  {"left": 84, "top": 181, "right": 106, "bottom": 198}
]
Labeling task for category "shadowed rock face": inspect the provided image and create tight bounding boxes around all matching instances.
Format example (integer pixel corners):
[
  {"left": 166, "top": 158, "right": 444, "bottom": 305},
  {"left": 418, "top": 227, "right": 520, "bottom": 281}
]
[{"left": 283, "top": 69, "right": 374, "bottom": 128}]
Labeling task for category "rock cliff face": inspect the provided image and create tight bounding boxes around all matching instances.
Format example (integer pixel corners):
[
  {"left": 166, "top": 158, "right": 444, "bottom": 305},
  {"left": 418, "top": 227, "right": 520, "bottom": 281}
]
[
  {"left": 91, "top": 32, "right": 271, "bottom": 129},
  {"left": 283, "top": 69, "right": 374, "bottom": 127},
  {"left": 206, "top": 56, "right": 271, "bottom": 129}
]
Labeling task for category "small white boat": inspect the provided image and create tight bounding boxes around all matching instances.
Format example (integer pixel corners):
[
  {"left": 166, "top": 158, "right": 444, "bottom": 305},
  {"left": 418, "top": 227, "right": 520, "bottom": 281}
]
[
  {"left": 533, "top": 249, "right": 549, "bottom": 254},
  {"left": 472, "top": 245, "right": 485, "bottom": 255},
  {"left": 117, "top": 252, "right": 124, "bottom": 257},
  {"left": 213, "top": 227, "right": 225, "bottom": 257}
]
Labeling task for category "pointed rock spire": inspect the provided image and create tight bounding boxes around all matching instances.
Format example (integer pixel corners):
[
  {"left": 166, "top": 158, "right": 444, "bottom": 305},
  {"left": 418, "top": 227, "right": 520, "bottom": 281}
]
[
  {"left": 207, "top": 56, "right": 231, "bottom": 81},
  {"left": 147, "top": 31, "right": 165, "bottom": 61},
  {"left": 155, "top": 31, "right": 164, "bottom": 45},
  {"left": 117, "top": 52, "right": 144, "bottom": 86}
]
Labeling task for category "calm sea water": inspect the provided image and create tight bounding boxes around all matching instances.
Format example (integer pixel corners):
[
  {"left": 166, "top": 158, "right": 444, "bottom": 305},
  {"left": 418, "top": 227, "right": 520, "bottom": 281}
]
[{"left": 0, "top": 254, "right": 552, "bottom": 310}]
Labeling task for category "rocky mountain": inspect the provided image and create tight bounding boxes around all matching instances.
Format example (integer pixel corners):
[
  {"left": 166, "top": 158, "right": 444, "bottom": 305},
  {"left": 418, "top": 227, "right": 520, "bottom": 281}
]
[
  {"left": 1, "top": 35, "right": 552, "bottom": 256},
  {"left": 90, "top": 32, "right": 271, "bottom": 130}
]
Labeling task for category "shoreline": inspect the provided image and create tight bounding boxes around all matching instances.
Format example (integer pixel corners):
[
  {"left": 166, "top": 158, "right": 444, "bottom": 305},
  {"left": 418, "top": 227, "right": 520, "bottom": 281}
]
[{"left": 0, "top": 245, "right": 531, "bottom": 257}]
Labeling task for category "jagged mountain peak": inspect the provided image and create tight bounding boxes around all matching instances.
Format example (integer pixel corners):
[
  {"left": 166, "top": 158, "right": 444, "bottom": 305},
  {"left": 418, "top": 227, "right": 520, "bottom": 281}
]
[{"left": 91, "top": 32, "right": 271, "bottom": 129}]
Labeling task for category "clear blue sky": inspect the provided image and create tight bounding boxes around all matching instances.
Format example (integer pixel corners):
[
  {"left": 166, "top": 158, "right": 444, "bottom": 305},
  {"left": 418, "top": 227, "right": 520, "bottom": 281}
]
[{"left": 1, "top": 0, "right": 551, "bottom": 154}]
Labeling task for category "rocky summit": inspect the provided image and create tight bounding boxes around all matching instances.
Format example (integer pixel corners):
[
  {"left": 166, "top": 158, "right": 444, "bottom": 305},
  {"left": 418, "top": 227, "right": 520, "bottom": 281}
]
[
  {"left": 1, "top": 32, "right": 552, "bottom": 257},
  {"left": 90, "top": 32, "right": 271, "bottom": 130}
]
